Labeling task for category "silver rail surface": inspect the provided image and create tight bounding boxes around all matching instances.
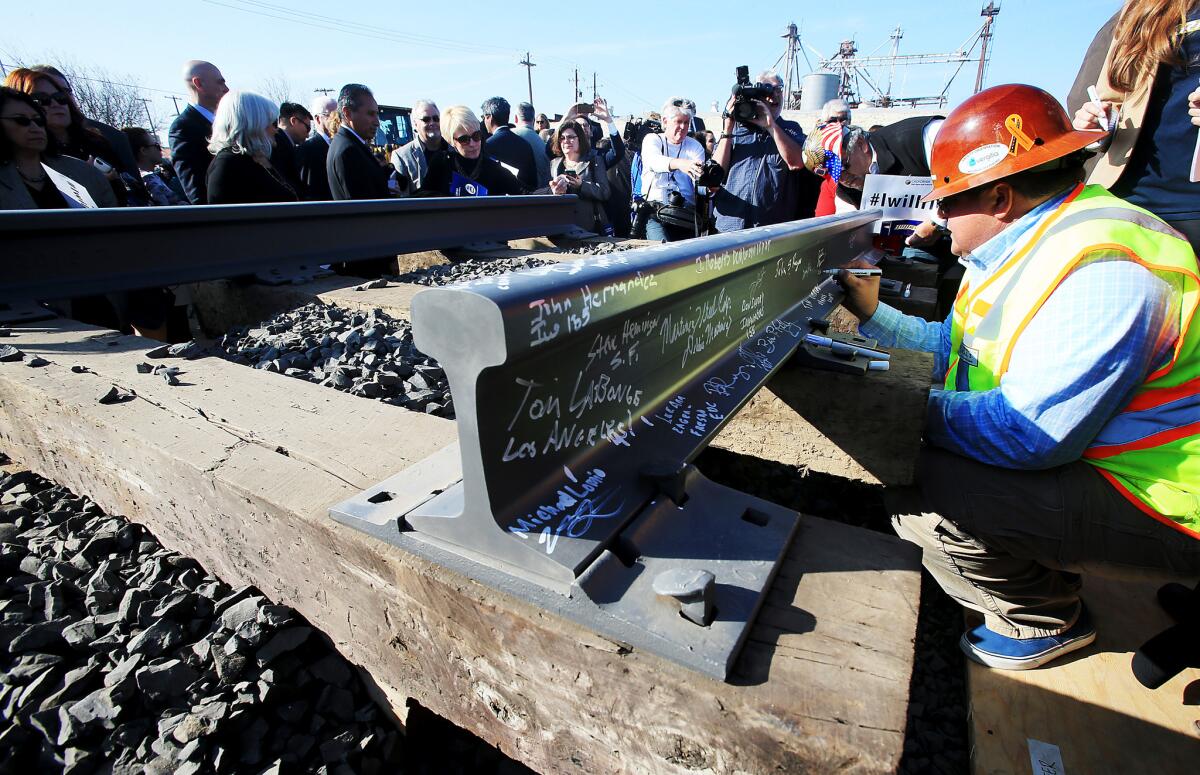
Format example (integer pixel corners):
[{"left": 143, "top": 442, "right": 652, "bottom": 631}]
[{"left": 0, "top": 195, "right": 578, "bottom": 302}]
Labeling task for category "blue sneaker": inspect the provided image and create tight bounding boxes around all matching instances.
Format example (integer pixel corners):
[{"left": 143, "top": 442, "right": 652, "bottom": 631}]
[{"left": 960, "top": 607, "right": 1096, "bottom": 670}]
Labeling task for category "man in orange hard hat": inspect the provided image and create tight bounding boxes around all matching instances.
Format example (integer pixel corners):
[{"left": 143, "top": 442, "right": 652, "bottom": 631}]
[{"left": 838, "top": 84, "right": 1200, "bottom": 671}]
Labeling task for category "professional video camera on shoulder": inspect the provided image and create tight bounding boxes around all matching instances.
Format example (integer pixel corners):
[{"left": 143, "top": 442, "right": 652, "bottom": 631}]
[
  {"left": 730, "top": 65, "right": 775, "bottom": 124},
  {"left": 623, "top": 116, "right": 663, "bottom": 149}
]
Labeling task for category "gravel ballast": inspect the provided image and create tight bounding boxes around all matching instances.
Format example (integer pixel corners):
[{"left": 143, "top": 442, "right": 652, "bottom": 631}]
[
  {"left": 0, "top": 468, "right": 536, "bottom": 775},
  {"left": 0, "top": 469, "right": 406, "bottom": 774},
  {"left": 390, "top": 255, "right": 559, "bottom": 287},
  {"left": 214, "top": 304, "right": 454, "bottom": 418}
]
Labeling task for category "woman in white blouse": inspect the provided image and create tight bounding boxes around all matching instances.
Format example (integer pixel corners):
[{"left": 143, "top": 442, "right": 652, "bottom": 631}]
[{"left": 639, "top": 100, "right": 705, "bottom": 241}]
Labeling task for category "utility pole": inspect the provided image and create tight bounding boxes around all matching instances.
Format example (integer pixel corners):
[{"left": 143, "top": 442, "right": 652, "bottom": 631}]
[
  {"left": 574, "top": 68, "right": 580, "bottom": 103},
  {"left": 138, "top": 98, "right": 154, "bottom": 128},
  {"left": 592, "top": 72, "right": 597, "bottom": 100},
  {"left": 519, "top": 52, "right": 536, "bottom": 105},
  {"left": 164, "top": 95, "right": 182, "bottom": 117},
  {"left": 975, "top": 2, "right": 1001, "bottom": 94}
]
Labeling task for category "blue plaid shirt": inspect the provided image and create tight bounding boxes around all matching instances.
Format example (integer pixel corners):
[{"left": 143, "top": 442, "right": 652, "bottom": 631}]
[{"left": 860, "top": 189, "right": 1180, "bottom": 469}]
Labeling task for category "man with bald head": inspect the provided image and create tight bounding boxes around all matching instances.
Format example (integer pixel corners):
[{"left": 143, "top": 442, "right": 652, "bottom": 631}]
[{"left": 169, "top": 60, "right": 228, "bottom": 204}]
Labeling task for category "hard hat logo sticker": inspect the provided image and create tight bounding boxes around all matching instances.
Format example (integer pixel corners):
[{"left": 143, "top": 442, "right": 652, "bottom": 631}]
[
  {"left": 957, "top": 143, "right": 1008, "bottom": 174},
  {"left": 1006, "top": 114, "right": 1034, "bottom": 156}
]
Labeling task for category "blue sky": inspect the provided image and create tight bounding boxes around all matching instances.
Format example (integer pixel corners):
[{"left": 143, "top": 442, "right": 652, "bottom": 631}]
[{"left": 2, "top": 0, "right": 1123, "bottom": 127}]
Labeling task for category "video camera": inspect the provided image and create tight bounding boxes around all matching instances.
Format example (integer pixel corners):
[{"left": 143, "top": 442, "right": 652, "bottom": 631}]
[
  {"left": 731, "top": 65, "right": 775, "bottom": 124},
  {"left": 623, "top": 117, "right": 663, "bottom": 149}
]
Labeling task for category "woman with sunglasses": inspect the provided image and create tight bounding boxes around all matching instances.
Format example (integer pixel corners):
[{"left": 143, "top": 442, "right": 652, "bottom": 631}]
[
  {"left": 0, "top": 87, "right": 134, "bottom": 335},
  {"left": 4, "top": 67, "right": 132, "bottom": 205},
  {"left": 548, "top": 120, "right": 611, "bottom": 234},
  {"left": 439, "top": 106, "right": 524, "bottom": 196},
  {"left": 0, "top": 87, "right": 117, "bottom": 210}
]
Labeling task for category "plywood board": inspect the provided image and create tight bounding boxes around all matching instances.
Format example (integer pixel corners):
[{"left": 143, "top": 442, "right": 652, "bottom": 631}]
[{"left": 970, "top": 577, "right": 1200, "bottom": 775}]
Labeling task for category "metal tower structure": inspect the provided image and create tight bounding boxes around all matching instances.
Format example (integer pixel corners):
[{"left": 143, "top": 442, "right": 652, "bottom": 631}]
[
  {"left": 974, "top": 2, "right": 1001, "bottom": 94},
  {"left": 773, "top": 22, "right": 814, "bottom": 109},
  {"left": 787, "top": 3, "right": 1001, "bottom": 109}
]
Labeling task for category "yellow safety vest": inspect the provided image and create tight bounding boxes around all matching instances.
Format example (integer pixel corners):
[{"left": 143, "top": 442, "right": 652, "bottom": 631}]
[{"left": 945, "top": 184, "right": 1200, "bottom": 537}]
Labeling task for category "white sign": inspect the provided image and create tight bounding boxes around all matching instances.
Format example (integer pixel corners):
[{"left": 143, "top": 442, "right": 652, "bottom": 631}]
[
  {"left": 860, "top": 174, "right": 942, "bottom": 236},
  {"left": 1027, "top": 738, "right": 1067, "bottom": 775},
  {"left": 42, "top": 163, "right": 98, "bottom": 208}
]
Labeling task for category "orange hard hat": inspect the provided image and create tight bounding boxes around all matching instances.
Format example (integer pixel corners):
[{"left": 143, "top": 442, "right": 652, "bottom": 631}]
[{"left": 924, "top": 84, "right": 1100, "bottom": 202}]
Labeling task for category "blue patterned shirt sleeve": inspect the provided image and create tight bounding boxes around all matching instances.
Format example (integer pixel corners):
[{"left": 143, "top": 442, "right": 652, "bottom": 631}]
[
  {"left": 925, "top": 256, "right": 1177, "bottom": 469},
  {"left": 859, "top": 302, "right": 952, "bottom": 379}
]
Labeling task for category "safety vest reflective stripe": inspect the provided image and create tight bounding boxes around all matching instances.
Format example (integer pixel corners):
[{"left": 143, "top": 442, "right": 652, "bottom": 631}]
[
  {"left": 1124, "top": 374, "right": 1200, "bottom": 412},
  {"left": 1086, "top": 411, "right": 1200, "bottom": 457}
]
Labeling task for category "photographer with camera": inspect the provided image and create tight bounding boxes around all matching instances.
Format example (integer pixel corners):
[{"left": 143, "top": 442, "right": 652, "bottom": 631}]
[
  {"left": 713, "top": 68, "right": 809, "bottom": 232},
  {"left": 637, "top": 100, "right": 707, "bottom": 242}
]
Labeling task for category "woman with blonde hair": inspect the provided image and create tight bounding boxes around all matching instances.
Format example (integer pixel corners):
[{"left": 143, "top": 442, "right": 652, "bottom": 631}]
[
  {"left": 1073, "top": 0, "right": 1200, "bottom": 250},
  {"left": 205, "top": 90, "right": 297, "bottom": 204},
  {"left": 440, "top": 105, "right": 523, "bottom": 196}
]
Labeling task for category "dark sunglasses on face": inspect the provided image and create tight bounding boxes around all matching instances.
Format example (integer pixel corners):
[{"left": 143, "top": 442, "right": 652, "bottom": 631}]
[
  {"left": 419, "top": 115, "right": 440, "bottom": 124},
  {"left": 454, "top": 130, "right": 482, "bottom": 144},
  {"left": 828, "top": 115, "right": 849, "bottom": 123},
  {"left": 0, "top": 114, "right": 47, "bottom": 128},
  {"left": 31, "top": 91, "right": 70, "bottom": 108}
]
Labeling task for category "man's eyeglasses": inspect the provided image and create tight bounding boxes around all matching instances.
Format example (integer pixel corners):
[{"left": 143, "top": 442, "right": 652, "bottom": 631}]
[
  {"left": 30, "top": 91, "right": 70, "bottom": 108},
  {"left": 0, "top": 114, "right": 47, "bottom": 128},
  {"left": 454, "top": 130, "right": 483, "bottom": 144},
  {"left": 419, "top": 115, "right": 440, "bottom": 124},
  {"left": 827, "top": 115, "right": 850, "bottom": 123}
]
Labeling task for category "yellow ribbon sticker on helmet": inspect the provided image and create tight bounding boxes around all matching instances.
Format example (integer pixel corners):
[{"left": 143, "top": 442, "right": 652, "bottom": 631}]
[{"left": 1006, "top": 114, "right": 1034, "bottom": 156}]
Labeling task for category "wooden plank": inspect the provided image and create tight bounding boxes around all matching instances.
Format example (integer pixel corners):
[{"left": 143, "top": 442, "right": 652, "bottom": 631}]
[
  {"left": 713, "top": 348, "right": 933, "bottom": 486},
  {"left": 970, "top": 577, "right": 1200, "bottom": 775},
  {"left": 0, "top": 318, "right": 923, "bottom": 775}
]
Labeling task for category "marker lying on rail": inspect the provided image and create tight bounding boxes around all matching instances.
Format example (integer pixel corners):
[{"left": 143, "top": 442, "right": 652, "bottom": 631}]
[
  {"left": 823, "top": 267, "right": 882, "bottom": 277},
  {"left": 804, "top": 333, "right": 891, "bottom": 361}
]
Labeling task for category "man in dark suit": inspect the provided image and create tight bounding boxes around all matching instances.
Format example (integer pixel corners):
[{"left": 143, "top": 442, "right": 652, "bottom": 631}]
[
  {"left": 327, "top": 83, "right": 390, "bottom": 201},
  {"left": 271, "top": 102, "right": 310, "bottom": 198},
  {"left": 297, "top": 96, "right": 336, "bottom": 200},
  {"left": 169, "top": 60, "right": 228, "bottom": 204},
  {"left": 480, "top": 96, "right": 536, "bottom": 191}
]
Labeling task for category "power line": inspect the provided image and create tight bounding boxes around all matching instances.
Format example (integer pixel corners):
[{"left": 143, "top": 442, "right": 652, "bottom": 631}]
[
  {"left": 200, "top": 0, "right": 518, "bottom": 58},
  {"left": 199, "top": 0, "right": 655, "bottom": 109}
]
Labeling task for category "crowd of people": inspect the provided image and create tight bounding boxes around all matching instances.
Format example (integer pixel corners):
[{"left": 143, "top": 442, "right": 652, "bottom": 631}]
[
  {"left": 0, "top": 58, "right": 841, "bottom": 239},
  {"left": 1, "top": 0, "right": 1199, "bottom": 679}
]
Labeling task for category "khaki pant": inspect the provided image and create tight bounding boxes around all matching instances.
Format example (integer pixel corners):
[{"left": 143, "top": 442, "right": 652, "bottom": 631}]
[{"left": 890, "top": 447, "right": 1200, "bottom": 639}]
